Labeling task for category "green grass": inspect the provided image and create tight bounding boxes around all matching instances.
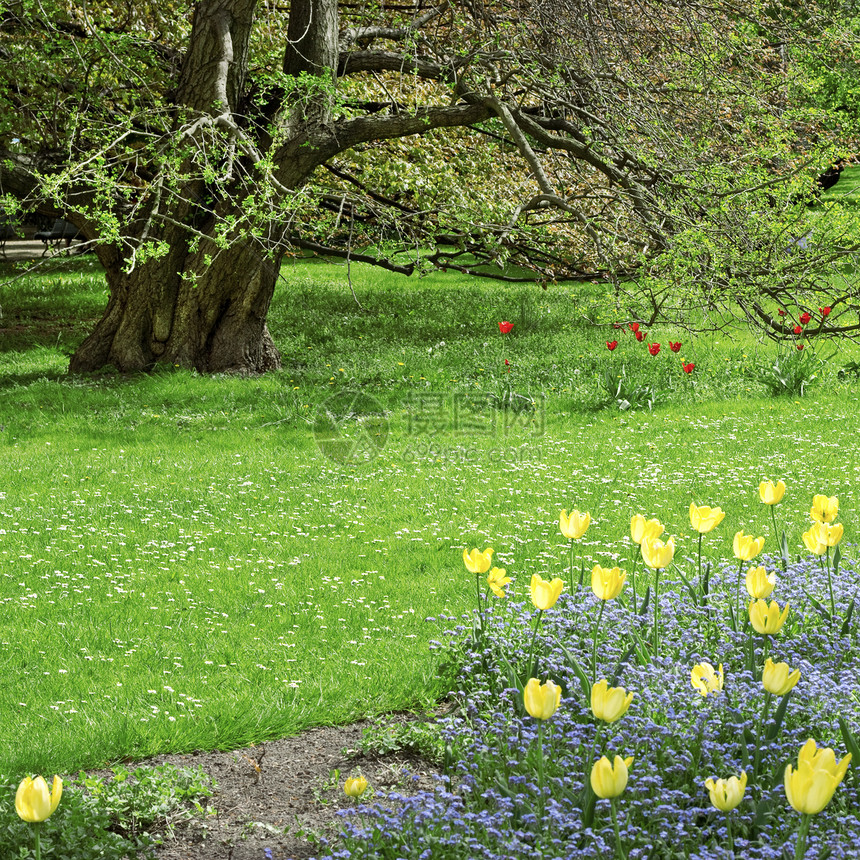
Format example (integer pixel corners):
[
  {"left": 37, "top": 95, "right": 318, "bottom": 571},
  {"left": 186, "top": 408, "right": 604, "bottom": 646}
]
[{"left": 1, "top": 254, "right": 860, "bottom": 775}]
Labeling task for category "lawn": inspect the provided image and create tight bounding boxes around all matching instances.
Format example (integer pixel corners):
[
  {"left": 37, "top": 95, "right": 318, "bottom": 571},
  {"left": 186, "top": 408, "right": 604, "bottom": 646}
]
[{"left": 1, "top": 249, "right": 860, "bottom": 856}]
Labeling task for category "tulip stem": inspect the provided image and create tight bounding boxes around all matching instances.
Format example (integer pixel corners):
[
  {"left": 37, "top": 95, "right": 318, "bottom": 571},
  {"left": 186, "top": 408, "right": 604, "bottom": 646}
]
[
  {"left": 726, "top": 814, "right": 734, "bottom": 854},
  {"left": 696, "top": 533, "right": 703, "bottom": 592},
  {"left": 592, "top": 600, "right": 606, "bottom": 683},
  {"left": 525, "top": 609, "right": 544, "bottom": 678},
  {"left": 610, "top": 799, "right": 625, "bottom": 859},
  {"left": 629, "top": 548, "right": 639, "bottom": 614},
  {"left": 33, "top": 822, "right": 41, "bottom": 860},
  {"left": 734, "top": 559, "right": 744, "bottom": 630},
  {"left": 653, "top": 567, "right": 661, "bottom": 654},
  {"left": 536, "top": 721, "right": 546, "bottom": 818},
  {"left": 475, "top": 572, "right": 485, "bottom": 641},
  {"left": 753, "top": 691, "right": 773, "bottom": 783},
  {"left": 769, "top": 506, "right": 784, "bottom": 570},
  {"left": 793, "top": 813, "right": 812, "bottom": 860},
  {"left": 569, "top": 539, "right": 576, "bottom": 594},
  {"left": 826, "top": 547, "right": 835, "bottom": 629}
]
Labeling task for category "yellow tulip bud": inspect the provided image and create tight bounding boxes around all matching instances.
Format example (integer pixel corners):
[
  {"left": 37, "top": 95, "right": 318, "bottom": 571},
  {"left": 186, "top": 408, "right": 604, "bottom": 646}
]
[
  {"left": 759, "top": 480, "right": 786, "bottom": 505},
  {"left": 733, "top": 530, "right": 765, "bottom": 562},
  {"left": 810, "top": 494, "right": 839, "bottom": 524},
  {"left": 745, "top": 566, "right": 775, "bottom": 599},
  {"left": 691, "top": 662, "right": 724, "bottom": 697},
  {"left": 814, "top": 521, "right": 843, "bottom": 548},
  {"left": 762, "top": 657, "right": 801, "bottom": 696},
  {"left": 590, "top": 755, "right": 634, "bottom": 799},
  {"left": 591, "top": 678, "right": 633, "bottom": 723},
  {"left": 560, "top": 508, "right": 591, "bottom": 540},
  {"left": 802, "top": 526, "right": 828, "bottom": 556},
  {"left": 689, "top": 502, "right": 725, "bottom": 534},
  {"left": 748, "top": 599, "right": 790, "bottom": 635},
  {"left": 15, "top": 775, "right": 63, "bottom": 823},
  {"left": 486, "top": 567, "right": 511, "bottom": 598},
  {"left": 344, "top": 775, "right": 368, "bottom": 798},
  {"left": 591, "top": 564, "right": 626, "bottom": 601},
  {"left": 705, "top": 771, "right": 747, "bottom": 812},
  {"left": 530, "top": 573, "right": 564, "bottom": 610},
  {"left": 631, "top": 514, "right": 664, "bottom": 545},
  {"left": 640, "top": 535, "right": 675, "bottom": 570},
  {"left": 523, "top": 677, "right": 562, "bottom": 720},
  {"left": 784, "top": 739, "right": 851, "bottom": 815},
  {"left": 463, "top": 547, "right": 493, "bottom": 574}
]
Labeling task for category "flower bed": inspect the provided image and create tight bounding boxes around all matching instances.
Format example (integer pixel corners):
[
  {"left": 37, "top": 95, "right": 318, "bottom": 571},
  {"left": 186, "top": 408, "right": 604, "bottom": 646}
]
[{"left": 326, "top": 497, "right": 860, "bottom": 859}]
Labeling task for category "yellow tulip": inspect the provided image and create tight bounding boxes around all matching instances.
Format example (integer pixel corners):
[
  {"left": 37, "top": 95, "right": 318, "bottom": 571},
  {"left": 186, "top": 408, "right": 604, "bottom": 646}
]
[
  {"left": 749, "top": 599, "right": 790, "bottom": 635},
  {"left": 810, "top": 494, "right": 839, "bottom": 524},
  {"left": 759, "top": 480, "right": 786, "bottom": 505},
  {"left": 631, "top": 514, "right": 664, "bottom": 545},
  {"left": 689, "top": 503, "right": 725, "bottom": 534},
  {"left": 344, "top": 775, "right": 368, "bottom": 798},
  {"left": 640, "top": 535, "right": 675, "bottom": 570},
  {"left": 523, "top": 677, "right": 562, "bottom": 720},
  {"left": 784, "top": 739, "right": 851, "bottom": 815},
  {"left": 486, "top": 567, "right": 511, "bottom": 597},
  {"left": 591, "top": 564, "right": 626, "bottom": 601},
  {"left": 590, "top": 755, "right": 634, "bottom": 799},
  {"left": 733, "top": 530, "right": 765, "bottom": 562},
  {"left": 560, "top": 509, "right": 591, "bottom": 540},
  {"left": 530, "top": 573, "right": 564, "bottom": 610},
  {"left": 802, "top": 526, "right": 828, "bottom": 556},
  {"left": 591, "top": 679, "right": 634, "bottom": 723},
  {"left": 813, "top": 521, "right": 843, "bottom": 548},
  {"left": 705, "top": 771, "right": 747, "bottom": 812},
  {"left": 745, "top": 566, "right": 776, "bottom": 599},
  {"left": 762, "top": 658, "right": 801, "bottom": 696},
  {"left": 691, "top": 662, "right": 724, "bottom": 697},
  {"left": 15, "top": 775, "right": 63, "bottom": 823},
  {"left": 463, "top": 547, "right": 493, "bottom": 574}
]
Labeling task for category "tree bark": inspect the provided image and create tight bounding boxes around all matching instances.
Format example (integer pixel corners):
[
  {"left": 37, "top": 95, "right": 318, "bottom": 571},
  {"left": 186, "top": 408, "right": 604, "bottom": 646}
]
[{"left": 70, "top": 236, "right": 282, "bottom": 374}]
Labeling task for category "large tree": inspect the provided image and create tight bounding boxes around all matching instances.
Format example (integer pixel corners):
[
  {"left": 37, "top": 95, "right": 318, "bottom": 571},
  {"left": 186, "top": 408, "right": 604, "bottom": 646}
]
[{"left": 1, "top": 0, "right": 859, "bottom": 372}]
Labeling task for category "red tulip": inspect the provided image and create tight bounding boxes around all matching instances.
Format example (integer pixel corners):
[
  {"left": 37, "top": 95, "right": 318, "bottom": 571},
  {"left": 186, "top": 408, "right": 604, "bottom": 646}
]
[
  {"left": 683, "top": 362, "right": 695, "bottom": 373},
  {"left": 648, "top": 343, "right": 660, "bottom": 356},
  {"left": 820, "top": 306, "right": 831, "bottom": 316},
  {"left": 778, "top": 309, "right": 787, "bottom": 317},
  {"left": 607, "top": 340, "right": 618, "bottom": 351},
  {"left": 797, "top": 344, "right": 804, "bottom": 351},
  {"left": 629, "top": 322, "right": 640, "bottom": 333},
  {"left": 635, "top": 331, "right": 645, "bottom": 342},
  {"left": 499, "top": 321, "right": 514, "bottom": 334},
  {"left": 793, "top": 325, "right": 802, "bottom": 335},
  {"left": 669, "top": 341, "right": 681, "bottom": 353},
  {"left": 799, "top": 312, "right": 811, "bottom": 324},
  {"left": 504, "top": 359, "right": 510, "bottom": 365}
]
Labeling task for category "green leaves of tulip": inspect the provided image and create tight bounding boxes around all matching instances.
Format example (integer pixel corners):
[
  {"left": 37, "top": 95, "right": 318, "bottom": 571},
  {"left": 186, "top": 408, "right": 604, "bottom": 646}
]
[{"left": 15, "top": 775, "right": 62, "bottom": 823}]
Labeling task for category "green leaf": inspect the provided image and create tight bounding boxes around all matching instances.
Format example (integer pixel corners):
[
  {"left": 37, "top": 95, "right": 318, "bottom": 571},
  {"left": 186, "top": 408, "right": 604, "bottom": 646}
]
[
  {"left": 806, "top": 592, "right": 831, "bottom": 621},
  {"left": 638, "top": 585, "right": 651, "bottom": 616},
  {"left": 766, "top": 690, "right": 792, "bottom": 742},
  {"left": 670, "top": 562, "right": 699, "bottom": 607},
  {"left": 560, "top": 644, "right": 593, "bottom": 704},
  {"left": 839, "top": 717, "right": 860, "bottom": 767},
  {"left": 841, "top": 597, "right": 855, "bottom": 636}
]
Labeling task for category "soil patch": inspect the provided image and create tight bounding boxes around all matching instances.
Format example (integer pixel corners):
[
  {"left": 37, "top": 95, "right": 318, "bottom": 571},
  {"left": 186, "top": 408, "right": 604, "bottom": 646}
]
[{"left": 137, "top": 714, "right": 444, "bottom": 860}]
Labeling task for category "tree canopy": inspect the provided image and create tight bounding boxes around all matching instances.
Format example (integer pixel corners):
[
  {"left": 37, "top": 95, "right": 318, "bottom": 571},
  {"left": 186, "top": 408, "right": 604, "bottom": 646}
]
[{"left": 2, "top": 0, "right": 860, "bottom": 372}]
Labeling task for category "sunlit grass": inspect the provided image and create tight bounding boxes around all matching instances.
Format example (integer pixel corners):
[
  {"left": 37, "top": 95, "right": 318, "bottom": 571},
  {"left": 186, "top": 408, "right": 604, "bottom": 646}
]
[{"left": 0, "top": 256, "right": 859, "bottom": 775}]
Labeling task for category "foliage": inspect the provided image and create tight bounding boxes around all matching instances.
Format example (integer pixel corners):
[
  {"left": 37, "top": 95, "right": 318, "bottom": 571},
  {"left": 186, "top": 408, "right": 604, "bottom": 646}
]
[
  {"left": 748, "top": 347, "right": 823, "bottom": 397},
  {"left": 0, "top": 764, "right": 213, "bottom": 859}
]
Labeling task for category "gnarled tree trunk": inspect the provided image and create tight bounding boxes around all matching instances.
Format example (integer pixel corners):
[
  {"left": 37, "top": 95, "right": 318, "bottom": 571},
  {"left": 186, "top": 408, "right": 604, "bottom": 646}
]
[{"left": 70, "top": 236, "right": 282, "bottom": 373}]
